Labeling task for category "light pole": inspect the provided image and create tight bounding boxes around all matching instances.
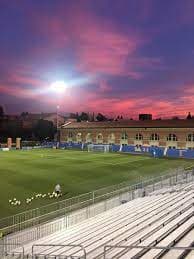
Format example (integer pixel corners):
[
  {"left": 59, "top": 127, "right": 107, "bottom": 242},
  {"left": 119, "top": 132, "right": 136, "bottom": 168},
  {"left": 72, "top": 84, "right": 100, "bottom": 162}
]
[
  {"left": 49, "top": 80, "right": 66, "bottom": 147},
  {"left": 56, "top": 105, "right": 60, "bottom": 129},
  {"left": 56, "top": 105, "right": 60, "bottom": 147}
]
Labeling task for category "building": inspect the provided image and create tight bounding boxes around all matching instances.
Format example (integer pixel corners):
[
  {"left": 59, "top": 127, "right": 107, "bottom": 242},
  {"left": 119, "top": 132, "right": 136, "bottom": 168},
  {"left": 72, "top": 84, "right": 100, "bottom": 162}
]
[
  {"left": 60, "top": 119, "right": 194, "bottom": 149},
  {"left": 20, "top": 113, "right": 65, "bottom": 129},
  {"left": 139, "top": 114, "right": 152, "bottom": 120}
]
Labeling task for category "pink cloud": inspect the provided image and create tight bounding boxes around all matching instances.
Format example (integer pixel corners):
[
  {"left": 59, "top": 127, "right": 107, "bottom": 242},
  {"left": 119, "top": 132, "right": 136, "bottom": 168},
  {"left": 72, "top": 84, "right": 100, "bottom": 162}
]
[
  {"left": 57, "top": 86, "right": 193, "bottom": 119},
  {"left": 99, "top": 80, "right": 112, "bottom": 93},
  {"left": 28, "top": 5, "right": 161, "bottom": 79},
  {"left": 75, "top": 24, "right": 141, "bottom": 78}
]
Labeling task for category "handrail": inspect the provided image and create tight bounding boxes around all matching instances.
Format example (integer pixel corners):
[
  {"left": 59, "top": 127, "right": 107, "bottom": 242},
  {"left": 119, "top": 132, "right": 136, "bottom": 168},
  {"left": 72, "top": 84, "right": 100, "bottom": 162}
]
[
  {"left": 0, "top": 243, "right": 24, "bottom": 258},
  {"left": 32, "top": 243, "right": 86, "bottom": 258},
  {"left": 103, "top": 245, "right": 194, "bottom": 258},
  {"left": 0, "top": 198, "right": 93, "bottom": 233}
]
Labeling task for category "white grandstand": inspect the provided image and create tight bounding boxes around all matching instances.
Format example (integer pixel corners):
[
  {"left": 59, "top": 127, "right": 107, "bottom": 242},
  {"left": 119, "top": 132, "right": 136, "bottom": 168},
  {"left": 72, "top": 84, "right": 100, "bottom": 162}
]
[{"left": 1, "top": 173, "right": 194, "bottom": 259}]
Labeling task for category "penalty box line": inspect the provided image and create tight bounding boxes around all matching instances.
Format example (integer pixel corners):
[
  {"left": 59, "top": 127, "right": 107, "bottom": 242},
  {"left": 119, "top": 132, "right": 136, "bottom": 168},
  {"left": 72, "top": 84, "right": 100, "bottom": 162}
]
[{"left": 95, "top": 157, "right": 151, "bottom": 166}]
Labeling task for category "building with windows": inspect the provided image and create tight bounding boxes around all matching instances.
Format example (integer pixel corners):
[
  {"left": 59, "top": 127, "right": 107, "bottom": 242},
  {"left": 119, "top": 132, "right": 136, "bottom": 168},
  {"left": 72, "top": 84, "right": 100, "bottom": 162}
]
[{"left": 60, "top": 119, "right": 194, "bottom": 149}]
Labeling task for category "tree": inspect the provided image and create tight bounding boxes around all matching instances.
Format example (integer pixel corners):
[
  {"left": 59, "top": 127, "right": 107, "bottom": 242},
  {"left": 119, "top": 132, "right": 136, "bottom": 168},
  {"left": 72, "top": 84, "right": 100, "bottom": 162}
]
[
  {"left": 79, "top": 112, "right": 89, "bottom": 121},
  {"left": 21, "top": 112, "right": 29, "bottom": 116},
  {"left": 74, "top": 112, "right": 81, "bottom": 122},
  {"left": 91, "top": 112, "right": 95, "bottom": 122},
  {"left": 69, "top": 113, "right": 77, "bottom": 119},
  {"left": 172, "top": 116, "right": 180, "bottom": 120},
  {"left": 33, "top": 119, "right": 55, "bottom": 141},
  {"left": 96, "top": 113, "right": 107, "bottom": 121},
  {"left": 0, "top": 106, "right": 4, "bottom": 117},
  {"left": 187, "top": 112, "right": 192, "bottom": 120},
  {"left": 3, "top": 120, "right": 23, "bottom": 140}
]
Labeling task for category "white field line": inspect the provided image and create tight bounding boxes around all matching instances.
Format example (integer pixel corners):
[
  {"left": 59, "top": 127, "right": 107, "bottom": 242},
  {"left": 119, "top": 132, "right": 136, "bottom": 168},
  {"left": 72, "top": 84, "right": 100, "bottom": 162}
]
[
  {"left": 35, "top": 154, "right": 151, "bottom": 166},
  {"left": 98, "top": 157, "right": 151, "bottom": 165}
]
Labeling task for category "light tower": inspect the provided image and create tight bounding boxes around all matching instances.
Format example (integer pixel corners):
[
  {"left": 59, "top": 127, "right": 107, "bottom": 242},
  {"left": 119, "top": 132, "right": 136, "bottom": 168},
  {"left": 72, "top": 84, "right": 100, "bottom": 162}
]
[
  {"left": 49, "top": 80, "right": 66, "bottom": 146},
  {"left": 56, "top": 105, "right": 60, "bottom": 129}
]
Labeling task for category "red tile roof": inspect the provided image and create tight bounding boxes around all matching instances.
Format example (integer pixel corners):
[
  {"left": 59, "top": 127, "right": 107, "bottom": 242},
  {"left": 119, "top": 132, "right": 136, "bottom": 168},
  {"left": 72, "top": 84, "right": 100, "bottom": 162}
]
[{"left": 61, "top": 119, "right": 194, "bottom": 129}]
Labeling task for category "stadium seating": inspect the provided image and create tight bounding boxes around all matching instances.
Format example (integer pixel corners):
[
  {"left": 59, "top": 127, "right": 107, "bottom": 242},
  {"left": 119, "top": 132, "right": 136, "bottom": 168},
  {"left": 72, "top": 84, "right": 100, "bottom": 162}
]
[{"left": 9, "top": 181, "right": 194, "bottom": 259}]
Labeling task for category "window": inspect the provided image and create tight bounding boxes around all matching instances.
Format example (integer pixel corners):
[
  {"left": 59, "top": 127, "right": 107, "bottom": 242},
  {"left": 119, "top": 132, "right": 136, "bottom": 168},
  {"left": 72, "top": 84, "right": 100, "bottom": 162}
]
[
  {"left": 86, "top": 133, "right": 92, "bottom": 143},
  {"left": 187, "top": 134, "right": 194, "bottom": 142},
  {"left": 167, "top": 134, "right": 177, "bottom": 141},
  {"left": 76, "top": 133, "right": 82, "bottom": 142},
  {"left": 108, "top": 133, "right": 115, "bottom": 140},
  {"left": 68, "top": 132, "right": 73, "bottom": 138},
  {"left": 97, "top": 133, "right": 103, "bottom": 139},
  {"left": 121, "top": 132, "right": 128, "bottom": 140},
  {"left": 150, "top": 133, "right": 159, "bottom": 141},
  {"left": 136, "top": 133, "right": 143, "bottom": 140}
]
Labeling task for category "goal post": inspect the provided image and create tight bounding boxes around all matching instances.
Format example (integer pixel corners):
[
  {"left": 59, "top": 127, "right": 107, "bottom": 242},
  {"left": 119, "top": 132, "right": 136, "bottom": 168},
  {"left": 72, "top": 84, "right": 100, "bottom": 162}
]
[{"left": 88, "top": 144, "right": 111, "bottom": 153}]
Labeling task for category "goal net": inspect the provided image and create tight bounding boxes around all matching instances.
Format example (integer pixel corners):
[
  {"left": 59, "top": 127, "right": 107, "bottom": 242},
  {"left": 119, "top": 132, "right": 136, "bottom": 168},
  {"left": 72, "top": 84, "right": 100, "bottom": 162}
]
[{"left": 88, "top": 144, "right": 111, "bottom": 153}]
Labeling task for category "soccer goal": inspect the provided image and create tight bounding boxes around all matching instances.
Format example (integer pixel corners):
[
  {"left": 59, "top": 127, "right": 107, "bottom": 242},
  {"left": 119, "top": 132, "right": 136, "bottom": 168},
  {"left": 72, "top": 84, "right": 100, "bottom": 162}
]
[{"left": 88, "top": 144, "right": 111, "bottom": 153}]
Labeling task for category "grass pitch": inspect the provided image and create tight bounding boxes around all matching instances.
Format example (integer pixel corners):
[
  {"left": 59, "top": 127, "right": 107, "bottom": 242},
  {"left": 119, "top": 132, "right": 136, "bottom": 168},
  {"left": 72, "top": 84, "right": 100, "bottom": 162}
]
[{"left": 0, "top": 149, "right": 193, "bottom": 218}]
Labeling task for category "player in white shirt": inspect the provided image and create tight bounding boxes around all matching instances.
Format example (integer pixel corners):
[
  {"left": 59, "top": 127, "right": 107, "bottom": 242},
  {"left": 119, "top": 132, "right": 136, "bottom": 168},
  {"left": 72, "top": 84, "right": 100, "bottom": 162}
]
[{"left": 54, "top": 184, "right": 61, "bottom": 195}]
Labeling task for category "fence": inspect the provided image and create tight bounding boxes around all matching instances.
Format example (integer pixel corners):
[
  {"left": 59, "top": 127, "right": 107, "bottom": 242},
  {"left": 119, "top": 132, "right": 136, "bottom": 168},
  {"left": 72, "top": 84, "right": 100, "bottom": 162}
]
[
  {"left": 1, "top": 168, "right": 193, "bottom": 256},
  {"left": 0, "top": 167, "right": 193, "bottom": 237},
  {"left": 0, "top": 243, "right": 24, "bottom": 258}
]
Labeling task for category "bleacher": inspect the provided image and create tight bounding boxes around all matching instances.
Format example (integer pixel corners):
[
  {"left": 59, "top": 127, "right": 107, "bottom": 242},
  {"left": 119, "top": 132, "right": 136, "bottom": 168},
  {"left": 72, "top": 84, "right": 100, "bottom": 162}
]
[{"left": 7, "top": 181, "right": 194, "bottom": 259}]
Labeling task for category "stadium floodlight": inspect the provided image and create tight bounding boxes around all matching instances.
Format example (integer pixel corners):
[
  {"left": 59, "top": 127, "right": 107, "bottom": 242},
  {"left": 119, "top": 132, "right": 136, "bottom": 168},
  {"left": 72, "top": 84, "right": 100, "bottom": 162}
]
[{"left": 50, "top": 81, "right": 66, "bottom": 93}]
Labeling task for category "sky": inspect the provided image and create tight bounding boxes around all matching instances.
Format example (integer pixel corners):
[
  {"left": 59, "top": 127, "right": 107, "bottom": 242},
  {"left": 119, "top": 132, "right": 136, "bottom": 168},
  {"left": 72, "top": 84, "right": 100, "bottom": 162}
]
[{"left": 0, "top": 0, "right": 194, "bottom": 119}]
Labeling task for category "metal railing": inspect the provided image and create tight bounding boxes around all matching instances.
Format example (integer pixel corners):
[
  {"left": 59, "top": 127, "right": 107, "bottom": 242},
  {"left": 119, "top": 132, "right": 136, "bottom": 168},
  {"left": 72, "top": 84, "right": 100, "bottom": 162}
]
[
  {"left": 0, "top": 243, "right": 24, "bottom": 258},
  {"left": 1, "top": 169, "right": 193, "bottom": 255},
  {"left": 0, "top": 167, "right": 193, "bottom": 237},
  {"left": 103, "top": 245, "right": 194, "bottom": 259},
  {"left": 32, "top": 244, "right": 86, "bottom": 259}
]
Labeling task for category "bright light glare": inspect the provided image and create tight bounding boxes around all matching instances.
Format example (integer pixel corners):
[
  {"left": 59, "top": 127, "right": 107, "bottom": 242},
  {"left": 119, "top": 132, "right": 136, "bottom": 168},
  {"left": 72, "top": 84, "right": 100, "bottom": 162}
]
[{"left": 50, "top": 81, "right": 66, "bottom": 93}]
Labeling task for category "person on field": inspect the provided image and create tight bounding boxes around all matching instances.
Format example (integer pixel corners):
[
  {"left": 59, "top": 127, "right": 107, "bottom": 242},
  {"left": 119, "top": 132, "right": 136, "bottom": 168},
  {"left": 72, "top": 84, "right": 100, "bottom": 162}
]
[{"left": 54, "top": 184, "right": 61, "bottom": 195}]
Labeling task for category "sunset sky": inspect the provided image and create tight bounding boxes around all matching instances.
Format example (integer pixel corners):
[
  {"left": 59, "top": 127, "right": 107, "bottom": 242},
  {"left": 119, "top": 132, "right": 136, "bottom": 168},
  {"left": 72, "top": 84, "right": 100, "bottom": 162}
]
[{"left": 0, "top": 0, "right": 194, "bottom": 118}]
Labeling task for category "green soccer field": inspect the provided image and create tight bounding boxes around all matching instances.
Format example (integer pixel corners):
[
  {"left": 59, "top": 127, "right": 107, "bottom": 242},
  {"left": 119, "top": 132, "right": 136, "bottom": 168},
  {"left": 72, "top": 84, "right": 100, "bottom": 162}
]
[{"left": 0, "top": 149, "right": 193, "bottom": 219}]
